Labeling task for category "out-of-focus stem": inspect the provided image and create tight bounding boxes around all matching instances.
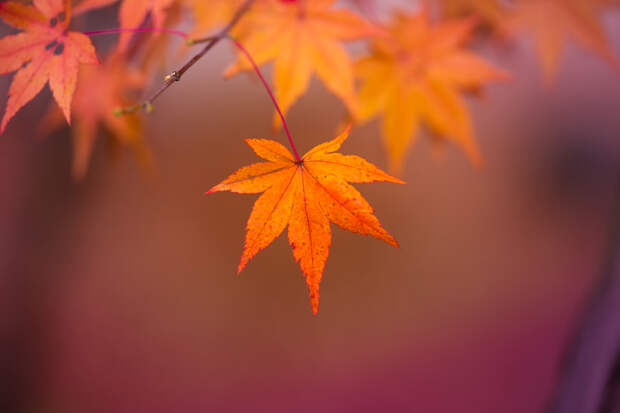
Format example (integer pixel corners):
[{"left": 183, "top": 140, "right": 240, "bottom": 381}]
[{"left": 84, "top": 27, "right": 189, "bottom": 39}]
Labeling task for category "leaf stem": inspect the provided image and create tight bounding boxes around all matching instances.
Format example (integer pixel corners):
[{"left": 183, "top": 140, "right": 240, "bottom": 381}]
[
  {"left": 116, "top": 0, "right": 255, "bottom": 115},
  {"left": 83, "top": 27, "right": 189, "bottom": 39},
  {"left": 228, "top": 37, "right": 301, "bottom": 163}
]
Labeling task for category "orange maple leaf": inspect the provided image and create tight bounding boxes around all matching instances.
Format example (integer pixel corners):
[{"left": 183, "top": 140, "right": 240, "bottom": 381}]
[
  {"left": 44, "top": 53, "right": 150, "bottom": 179},
  {"left": 356, "top": 11, "right": 509, "bottom": 172},
  {"left": 207, "top": 126, "right": 404, "bottom": 314},
  {"left": 225, "top": 0, "right": 375, "bottom": 128},
  {"left": 513, "top": 0, "right": 618, "bottom": 80},
  {"left": 0, "top": 0, "right": 98, "bottom": 133},
  {"left": 438, "top": 0, "right": 509, "bottom": 33},
  {"left": 183, "top": 0, "right": 243, "bottom": 37}
]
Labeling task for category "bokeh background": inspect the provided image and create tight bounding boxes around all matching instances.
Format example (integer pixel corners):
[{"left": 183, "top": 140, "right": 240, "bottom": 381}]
[{"left": 1, "top": 1, "right": 620, "bottom": 412}]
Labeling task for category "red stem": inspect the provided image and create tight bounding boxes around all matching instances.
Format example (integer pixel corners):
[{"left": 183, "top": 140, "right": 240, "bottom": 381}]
[
  {"left": 230, "top": 38, "right": 302, "bottom": 163},
  {"left": 83, "top": 27, "right": 189, "bottom": 39}
]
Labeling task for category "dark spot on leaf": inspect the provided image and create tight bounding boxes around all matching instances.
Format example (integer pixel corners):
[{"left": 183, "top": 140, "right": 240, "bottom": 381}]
[
  {"left": 54, "top": 43, "right": 64, "bottom": 55},
  {"left": 49, "top": 17, "right": 57, "bottom": 27},
  {"left": 45, "top": 40, "right": 58, "bottom": 50}
]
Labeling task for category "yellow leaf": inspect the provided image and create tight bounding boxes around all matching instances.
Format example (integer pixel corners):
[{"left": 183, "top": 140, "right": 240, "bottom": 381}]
[{"left": 356, "top": 11, "right": 509, "bottom": 172}]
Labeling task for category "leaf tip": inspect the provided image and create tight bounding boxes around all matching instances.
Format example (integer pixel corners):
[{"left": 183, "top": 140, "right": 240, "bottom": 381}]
[
  {"left": 310, "top": 298, "right": 319, "bottom": 315},
  {"left": 308, "top": 284, "right": 320, "bottom": 315},
  {"left": 389, "top": 237, "right": 400, "bottom": 249},
  {"left": 60, "top": 106, "right": 72, "bottom": 126},
  {"left": 238, "top": 256, "right": 250, "bottom": 274},
  {"left": 222, "top": 64, "right": 238, "bottom": 79},
  {"left": 389, "top": 175, "right": 407, "bottom": 185},
  {"left": 466, "top": 145, "right": 485, "bottom": 168}
]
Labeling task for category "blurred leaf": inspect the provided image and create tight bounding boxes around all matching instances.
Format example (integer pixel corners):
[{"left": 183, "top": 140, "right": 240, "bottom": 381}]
[
  {"left": 225, "top": 0, "right": 376, "bottom": 129},
  {"left": 356, "top": 11, "right": 509, "bottom": 172},
  {"left": 44, "top": 53, "right": 151, "bottom": 179},
  {"left": 514, "top": 0, "right": 618, "bottom": 80},
  {"left": 117, "top": 0, "right": 178, "bottom": 51}
]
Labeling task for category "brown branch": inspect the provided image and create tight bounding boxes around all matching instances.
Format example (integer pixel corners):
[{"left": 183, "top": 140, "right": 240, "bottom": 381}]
[{"left": 116, "top": 0, "right": 254, "bottom": 115}]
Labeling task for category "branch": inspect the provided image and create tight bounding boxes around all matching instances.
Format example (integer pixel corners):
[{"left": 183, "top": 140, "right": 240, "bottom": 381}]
[
  {"left": 548, "top": 173, "right": 620, "bottom": 413},
  {"left": 116, "top": 0, "right": 255, "bottom": 115}
]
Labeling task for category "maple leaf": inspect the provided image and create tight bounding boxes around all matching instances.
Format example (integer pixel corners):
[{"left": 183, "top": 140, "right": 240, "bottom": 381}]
[
  {"left": 356, "top": 11, "right": 509, "bottom": 172},
  {"left": 438, "top": 0, "right": 510, "bottom": 33},
  {"left": 207, "top": 127, "right": 404, "bottom": 314},
  {"left": 183, "top": 0, "right": 243, "bottom": 38},
  {"left": 117, "top": 0, "right": 177, "bottom": 50},
  {"left": 513, "top": 0, "right": 618, "bottom": 80},
  {"left": 0, "top": 0, "right": 98, "bottom": 133},
  {"left": 43, "top": 53, "right": 150, "bottom": 179},
  {"left": 72, "top": 0, "right": 119, "bottom": 15},
  {"left": 225, "top": 0, "right": 375, "bottom": 128}
]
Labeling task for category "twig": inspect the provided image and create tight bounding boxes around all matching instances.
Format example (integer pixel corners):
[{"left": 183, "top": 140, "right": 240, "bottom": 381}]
[{"left": 116, "top": 0, "right": 255, "bottom": 115}]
